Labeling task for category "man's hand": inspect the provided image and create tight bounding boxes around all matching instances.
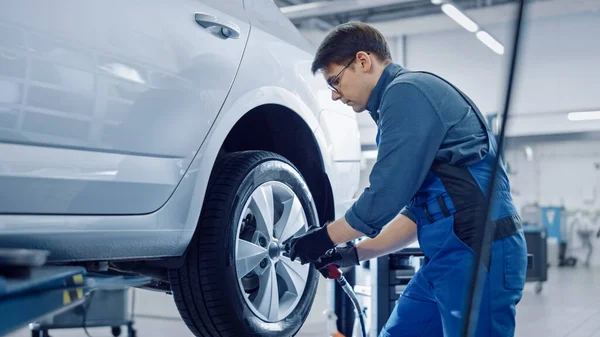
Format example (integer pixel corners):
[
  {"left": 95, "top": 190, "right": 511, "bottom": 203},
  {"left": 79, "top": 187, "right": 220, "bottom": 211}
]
[
  {"left": 288, "top": 225, "right": 335, "bottom": 264},
  {"left": 314, "top": 242, "right": 360, "bottom": 277}
]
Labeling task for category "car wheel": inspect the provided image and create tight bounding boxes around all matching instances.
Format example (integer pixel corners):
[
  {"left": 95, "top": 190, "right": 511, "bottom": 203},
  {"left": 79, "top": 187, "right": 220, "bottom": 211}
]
[{"left": 169, "top": 150, "right": 320, "bottom": 337}]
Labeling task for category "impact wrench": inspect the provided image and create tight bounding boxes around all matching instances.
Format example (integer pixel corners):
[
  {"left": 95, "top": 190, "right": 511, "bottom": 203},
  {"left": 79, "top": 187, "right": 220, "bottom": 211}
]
[{"left": 284, "top": 243, "right": 367, "bottom": 337}]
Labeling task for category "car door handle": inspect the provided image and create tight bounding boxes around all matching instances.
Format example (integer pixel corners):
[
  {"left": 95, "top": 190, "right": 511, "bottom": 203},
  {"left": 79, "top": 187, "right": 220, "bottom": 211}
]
[{"left": 195, "top": 13, "right": 240, "bottom": 39}]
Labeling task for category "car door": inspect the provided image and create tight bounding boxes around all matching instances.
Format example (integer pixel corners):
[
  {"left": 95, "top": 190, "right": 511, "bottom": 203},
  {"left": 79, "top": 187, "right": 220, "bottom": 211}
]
[{"left": 0, "top": 0, "right": 249, "bottom": 214}]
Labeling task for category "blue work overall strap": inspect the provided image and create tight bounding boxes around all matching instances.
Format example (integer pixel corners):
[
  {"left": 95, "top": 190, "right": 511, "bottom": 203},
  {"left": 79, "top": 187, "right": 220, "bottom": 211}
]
[
  {"left": 404, "top": 70, "right": 521, "bottom": 261},
  {"left": 410, "top": 70, "right": 519, "bottom": 218}
]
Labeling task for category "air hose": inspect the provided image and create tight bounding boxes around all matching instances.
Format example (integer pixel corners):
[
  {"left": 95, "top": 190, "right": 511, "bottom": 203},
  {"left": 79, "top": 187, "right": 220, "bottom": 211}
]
[{"left": 324, "top": 264, "right": 366, "bottom": 337}]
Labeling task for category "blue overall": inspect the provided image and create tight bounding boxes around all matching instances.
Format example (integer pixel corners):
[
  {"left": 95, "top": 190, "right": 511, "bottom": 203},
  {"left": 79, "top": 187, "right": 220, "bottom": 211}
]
[
  {"left": 344, "top": 64, "right": 527, "bottom": 337},
  {"left": 380, "top": 72, "right": 527, "bottom": 337}
]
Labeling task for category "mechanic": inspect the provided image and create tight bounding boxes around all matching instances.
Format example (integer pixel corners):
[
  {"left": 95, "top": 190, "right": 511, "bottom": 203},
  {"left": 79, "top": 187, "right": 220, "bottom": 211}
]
[{"left": 288, "top": 22, "right": 528, "bottom": 337}]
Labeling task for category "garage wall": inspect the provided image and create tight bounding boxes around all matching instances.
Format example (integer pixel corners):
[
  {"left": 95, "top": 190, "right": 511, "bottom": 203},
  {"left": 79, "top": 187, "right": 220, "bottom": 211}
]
[
  {"left": 405, "top": 10, "right": 600, "bottom": 115},
  {"left": 504, "top": 137, "right": 600, "bottom": 265},
  {"left": 404, "top": 10, "right": 600, "bottom": 136},
  {"left": 301, "top": 9, "right": 600, "bottom": 140},
  {"left": 505, "top": 138, "right": 600, "bottom": 211}
]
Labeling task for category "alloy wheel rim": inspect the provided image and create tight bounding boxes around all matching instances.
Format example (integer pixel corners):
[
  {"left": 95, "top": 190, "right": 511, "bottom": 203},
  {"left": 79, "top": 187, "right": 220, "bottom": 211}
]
[{"left": 235, "top": 181, "right": 310, "bottom": 322}]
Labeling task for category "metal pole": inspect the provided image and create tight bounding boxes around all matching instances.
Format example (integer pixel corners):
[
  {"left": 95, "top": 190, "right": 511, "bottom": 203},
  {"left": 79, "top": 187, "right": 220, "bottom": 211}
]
[{"left": 462, "top": 0, "right": 527, "bottom": 336}]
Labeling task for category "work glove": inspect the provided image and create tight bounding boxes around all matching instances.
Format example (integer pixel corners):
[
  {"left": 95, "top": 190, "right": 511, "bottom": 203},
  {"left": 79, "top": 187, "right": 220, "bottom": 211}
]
[
  {"left": 314, "top": 242, "right": 360, "bottom": 277},
  {"left": 288, "top": 225, "right": 335, "bottom": 265}
]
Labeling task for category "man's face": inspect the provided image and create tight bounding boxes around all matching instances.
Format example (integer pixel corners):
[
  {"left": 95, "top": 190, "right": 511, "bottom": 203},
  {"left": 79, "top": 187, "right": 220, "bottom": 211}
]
[{"left": 323, "top": 54, "right": 373, "bottom": 112}]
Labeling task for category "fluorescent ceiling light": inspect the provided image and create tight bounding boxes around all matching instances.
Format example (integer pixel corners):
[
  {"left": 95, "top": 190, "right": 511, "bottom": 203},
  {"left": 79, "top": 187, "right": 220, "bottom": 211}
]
[
  {"left": 280, "top": 2, "right": 324, "bottom": 14},
  {"left": 441, "top": 3, "right": 478, "bottom": 32},
  {"left": 431, "top": 0, "right": 443, "bottom": 4},
  {"left": 476, "top": 31, "right": 505, "bottom": 55},
  {"left": 568, "top": 110, "right": 600, "bottom": 121}
]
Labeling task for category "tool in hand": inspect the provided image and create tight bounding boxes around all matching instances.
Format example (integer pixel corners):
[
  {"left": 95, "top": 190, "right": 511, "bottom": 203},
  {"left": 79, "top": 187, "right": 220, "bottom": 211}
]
[
  {"left": 284, "top": 240, "right": 366, "bottom": 337},
  {"left": 317, "top": 247, "right": 366, "bottom": 337}
]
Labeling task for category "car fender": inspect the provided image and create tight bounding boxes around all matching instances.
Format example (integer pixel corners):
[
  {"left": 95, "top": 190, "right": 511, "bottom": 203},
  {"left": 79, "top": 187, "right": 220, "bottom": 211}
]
[{"left": 156, "top": 85, "right": 336, "bottom": 253}]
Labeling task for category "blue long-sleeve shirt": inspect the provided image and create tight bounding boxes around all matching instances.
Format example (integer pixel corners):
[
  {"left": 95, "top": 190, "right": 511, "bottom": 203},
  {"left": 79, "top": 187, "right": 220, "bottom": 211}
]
[{"left": 345, "top": 63, "right": 489, "bottom": 238}]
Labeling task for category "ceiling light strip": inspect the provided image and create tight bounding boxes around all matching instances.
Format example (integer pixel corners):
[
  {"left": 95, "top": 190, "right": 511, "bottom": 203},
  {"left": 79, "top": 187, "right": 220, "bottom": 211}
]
[{"left": 432, "top": 0, "right": 505, "bottom": 55}]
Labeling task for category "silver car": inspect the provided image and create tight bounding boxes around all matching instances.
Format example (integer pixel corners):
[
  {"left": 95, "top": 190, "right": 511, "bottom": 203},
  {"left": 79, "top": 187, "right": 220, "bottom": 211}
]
[{"left": 0, "top": 0, "right": 361, "bottom": 336}]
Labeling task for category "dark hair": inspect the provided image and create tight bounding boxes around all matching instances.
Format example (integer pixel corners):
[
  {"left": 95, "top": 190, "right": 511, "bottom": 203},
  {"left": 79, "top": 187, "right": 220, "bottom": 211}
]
[{"left": 311, "top": 22, "right": 392, "bottom": 75}]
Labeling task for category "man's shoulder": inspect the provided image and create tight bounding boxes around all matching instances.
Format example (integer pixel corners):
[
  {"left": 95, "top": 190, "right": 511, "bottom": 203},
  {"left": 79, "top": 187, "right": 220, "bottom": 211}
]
[
  {"left": 392, "top": 70, "right": 452, "bottom": 91},
  {"left": 386, "top": 71, "right": 424, "bottom": 89},
  {"left": 384, "top": 70, "right": 467, "bottom": 111},
  {"left": 379, "top": 72, "right": 447, "bottom": 110},
  {"left": 384, "top": 71, "right": 450, "bottom": 98},
  {"left": 381, "top": 70, "right": 480, "bottom": 130},
  {"left": 381, "top": 73, "right": 424, "bottom": 99}
]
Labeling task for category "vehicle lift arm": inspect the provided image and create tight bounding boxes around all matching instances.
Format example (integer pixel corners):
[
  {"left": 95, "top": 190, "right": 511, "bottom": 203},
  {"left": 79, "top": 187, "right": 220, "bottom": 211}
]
[{"left": 0, "top": 248, "right": 151, "bottom": 337}]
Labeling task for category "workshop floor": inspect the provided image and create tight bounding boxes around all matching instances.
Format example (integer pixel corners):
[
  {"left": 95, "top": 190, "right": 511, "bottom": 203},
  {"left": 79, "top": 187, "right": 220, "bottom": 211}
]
[{"left": 7, "top": 266, "right": 600, "bottom": 337}]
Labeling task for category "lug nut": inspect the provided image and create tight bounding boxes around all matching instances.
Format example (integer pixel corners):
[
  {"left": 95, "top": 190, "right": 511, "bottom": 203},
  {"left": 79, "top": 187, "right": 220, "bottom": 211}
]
[
  {"left": 259, "top": 237, "right": 267, "bottom": 247},
  {"left": 260, "top": 259, "right": 268, "bottom": 268}
]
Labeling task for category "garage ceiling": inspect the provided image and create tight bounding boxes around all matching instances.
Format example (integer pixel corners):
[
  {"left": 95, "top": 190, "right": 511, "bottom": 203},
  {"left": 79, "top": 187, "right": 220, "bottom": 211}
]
[{"left": 274, "top": 0, "right": 532, "bottom": 30}]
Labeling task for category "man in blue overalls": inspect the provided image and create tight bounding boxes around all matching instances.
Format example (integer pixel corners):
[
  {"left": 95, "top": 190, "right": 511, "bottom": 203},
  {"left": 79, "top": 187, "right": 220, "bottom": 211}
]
[{"left": 288, "top": 22, "right": 528, "bottom": 336}]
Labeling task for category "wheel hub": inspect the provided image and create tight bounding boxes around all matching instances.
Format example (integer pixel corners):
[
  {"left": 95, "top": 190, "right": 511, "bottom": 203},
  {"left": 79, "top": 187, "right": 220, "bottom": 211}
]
[{"left": 268, "top": 242, "right": 281, "bottom": 260}]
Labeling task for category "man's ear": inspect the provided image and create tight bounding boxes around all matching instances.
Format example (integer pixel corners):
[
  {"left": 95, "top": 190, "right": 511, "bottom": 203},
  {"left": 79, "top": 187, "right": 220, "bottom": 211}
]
[{"left": 355, "top": 51, "right": 372, "bottom": 72}]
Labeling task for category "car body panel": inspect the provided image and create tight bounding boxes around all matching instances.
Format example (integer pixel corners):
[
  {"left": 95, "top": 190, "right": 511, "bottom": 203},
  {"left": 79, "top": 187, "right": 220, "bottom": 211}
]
[
  {"left": 0, "top": 0, "right": 361, "bottom": 262},
  {"left": 243, "top": 0, "right": 316, "bottom": 55},
  {"left": 0, "top": 0, "right": 249, "bottom": 214}
]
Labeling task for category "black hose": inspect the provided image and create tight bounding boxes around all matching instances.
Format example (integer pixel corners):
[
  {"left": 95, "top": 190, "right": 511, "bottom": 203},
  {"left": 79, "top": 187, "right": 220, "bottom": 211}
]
[
  {"left": 338, "top": 275, "right": 367, "bottom": 337},
  {"left": 357, "top": 309, "right": 367, "bottom": 337}
]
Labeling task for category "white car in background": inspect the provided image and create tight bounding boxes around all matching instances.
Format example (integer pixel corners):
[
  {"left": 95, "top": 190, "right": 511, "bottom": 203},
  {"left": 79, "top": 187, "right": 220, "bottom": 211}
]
[{"left": 0, "top": 0, "right": 361, "bottom": 336}]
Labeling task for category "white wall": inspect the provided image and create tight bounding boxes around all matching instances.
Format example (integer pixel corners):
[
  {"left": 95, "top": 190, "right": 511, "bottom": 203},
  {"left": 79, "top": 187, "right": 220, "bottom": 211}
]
[
  {"left": 505, "top": 139, "right": 600, "bottom": 211},
  {"left": 505, "top": 138, "right": 600, "bottom": 265},
  {"left": 405, "top": 10, "right": 600, "bottom": 136}
]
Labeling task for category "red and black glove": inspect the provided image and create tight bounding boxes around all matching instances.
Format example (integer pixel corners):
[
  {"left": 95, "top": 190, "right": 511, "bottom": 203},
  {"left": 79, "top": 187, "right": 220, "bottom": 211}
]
[
  {"left": 314, "top": 242, "right": 360, "bottom": 278},
  {"left": 288, "top": 225, "right": 335, "bottom": 265}
]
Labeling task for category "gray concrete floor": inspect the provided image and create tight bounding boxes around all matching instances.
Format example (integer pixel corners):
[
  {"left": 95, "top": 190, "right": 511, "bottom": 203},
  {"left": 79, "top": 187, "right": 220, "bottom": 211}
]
[{"left": 7, "top": 267, "right": 600, "bottom": 337}]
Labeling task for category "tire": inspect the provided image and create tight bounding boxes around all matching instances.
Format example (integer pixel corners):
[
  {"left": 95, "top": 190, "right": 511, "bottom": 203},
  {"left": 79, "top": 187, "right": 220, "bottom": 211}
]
[{"left": 169, "top": 150, "right": 320, "bottom": 337}]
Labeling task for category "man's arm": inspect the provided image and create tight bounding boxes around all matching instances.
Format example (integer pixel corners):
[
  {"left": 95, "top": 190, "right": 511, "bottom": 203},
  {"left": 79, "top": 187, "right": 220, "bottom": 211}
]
[
  {"left": 342, "top": 82, "right": 448, "bottom": 238},
  {"left": 326, "top": 217, "right": 364, "bottom": 245},
  {"left": 355, "top": 213, "right": 417, "bottom": 261}
]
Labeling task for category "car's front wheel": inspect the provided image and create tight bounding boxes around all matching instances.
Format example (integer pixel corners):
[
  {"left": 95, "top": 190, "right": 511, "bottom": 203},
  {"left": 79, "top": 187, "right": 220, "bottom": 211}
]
[{"left": 169, "top": 150, "right": 320, "bottom": 337}]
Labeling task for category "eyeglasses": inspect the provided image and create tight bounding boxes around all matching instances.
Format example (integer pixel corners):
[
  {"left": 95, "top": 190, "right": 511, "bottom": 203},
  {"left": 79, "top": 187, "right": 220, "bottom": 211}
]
[{"left": 327, "top": 58, "right": 355, "bottom": 93}]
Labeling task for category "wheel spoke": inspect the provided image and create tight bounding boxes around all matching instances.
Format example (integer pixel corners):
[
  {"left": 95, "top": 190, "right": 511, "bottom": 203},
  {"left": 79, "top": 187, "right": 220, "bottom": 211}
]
[
  {"left": 250, "top": 185, "right": 275, "bottom": 238},
  {"left": 275, "top": 195, "right": 306, "bottom": 242},
  {"left": 278, "top": 257, "right": 309, "bottom": 296},
  {"left": 255, "top": 264, "right": 279, "bottom": 321},
  {"left": 236, "top": 240, "right": 268, "bottom": 279}
]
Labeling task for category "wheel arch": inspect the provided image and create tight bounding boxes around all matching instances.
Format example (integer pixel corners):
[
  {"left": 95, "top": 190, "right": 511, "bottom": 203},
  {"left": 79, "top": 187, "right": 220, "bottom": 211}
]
[{"left": 219, "top": 103, "right": 336, "bottom": 227}]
